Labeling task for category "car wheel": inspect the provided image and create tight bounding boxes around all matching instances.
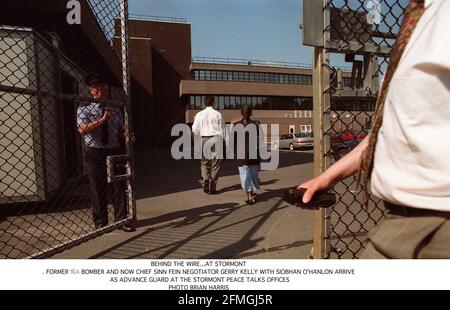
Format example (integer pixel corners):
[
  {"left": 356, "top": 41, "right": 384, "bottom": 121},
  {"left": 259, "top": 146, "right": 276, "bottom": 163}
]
[
  {"left": 335, "top": 148, "right": 349, "bottom": 161},
  {"left": 289, "top": 144, "right": 295, "bottom": 151}
]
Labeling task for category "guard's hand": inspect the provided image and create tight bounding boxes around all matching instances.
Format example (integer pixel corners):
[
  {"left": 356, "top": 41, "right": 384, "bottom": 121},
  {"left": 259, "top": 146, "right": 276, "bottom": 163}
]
[{"left": 102, "top": 109, "right": 116, "bottom": 122}]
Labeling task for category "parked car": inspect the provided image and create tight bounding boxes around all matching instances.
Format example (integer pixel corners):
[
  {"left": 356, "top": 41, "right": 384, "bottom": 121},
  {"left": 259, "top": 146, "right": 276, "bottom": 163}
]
[
  {"left": 330, "top": 129, "right": 370, "bottom": 160},
  {"left": 330, "top": 129, "right": 368, "bottom": 144},
  {"left": 331, "top": 139, "right": 359, "bottom": 161},
  {"left": 273, "top": 132, "right": 314, "bottom": 151}
]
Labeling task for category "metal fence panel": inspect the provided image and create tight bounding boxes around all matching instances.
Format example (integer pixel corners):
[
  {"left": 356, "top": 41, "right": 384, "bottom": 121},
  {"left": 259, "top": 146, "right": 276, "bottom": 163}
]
[
  {"left": 0, "top": 0, "right": 135, "bottom": 258},
  {"left": 305, "top": 0, "right": 408, "bottom": 258}
]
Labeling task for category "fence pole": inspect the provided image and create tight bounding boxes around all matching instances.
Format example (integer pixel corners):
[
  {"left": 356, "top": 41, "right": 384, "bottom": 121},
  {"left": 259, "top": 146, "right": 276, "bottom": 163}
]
[
  {"left": 312, "top": 47, "right": 330, "bottom": 259},
  {"left": 120, "top": 0, "right": 137, "bottom": 221}
]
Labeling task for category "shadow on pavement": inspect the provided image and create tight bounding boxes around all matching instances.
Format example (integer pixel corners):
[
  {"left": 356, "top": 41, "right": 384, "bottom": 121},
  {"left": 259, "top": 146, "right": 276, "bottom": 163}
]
[
  {"left": 90, "top": 202, "right": 241, "bottom": 259},
  {"left": 134, "top": 150, "right": 313, "bottom": 200},
  {"left": 217, "top": 179, "right": 279, "bottom": 195},
  {"left": 90, "top": 188, "right": 291, "bottom": 259},
  {"left": 132, "top": 203, "right": 241, "bottom": 229},
  {"left": 234, "top": 239, "right": 313, "bottom": 258},
  {"left": 199, "top": 194, "right": 285, "bottom": 259}
]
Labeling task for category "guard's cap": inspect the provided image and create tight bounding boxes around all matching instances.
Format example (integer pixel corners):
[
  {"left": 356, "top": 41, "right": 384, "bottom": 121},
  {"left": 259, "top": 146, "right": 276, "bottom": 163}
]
[{"left": 84, "top": 72, "right": 107, "bottom": 87}]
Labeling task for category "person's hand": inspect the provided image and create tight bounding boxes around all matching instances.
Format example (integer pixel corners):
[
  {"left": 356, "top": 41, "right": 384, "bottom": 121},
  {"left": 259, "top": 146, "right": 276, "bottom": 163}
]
[
  {"left": 297, "top": 173, "right": 334, "bottom": 204},
  {"left": 296, "top": 136, "right": 369, "bottom": 205},
  {"left": 102, "top": 108, "right": 116, "bottom": 122}
]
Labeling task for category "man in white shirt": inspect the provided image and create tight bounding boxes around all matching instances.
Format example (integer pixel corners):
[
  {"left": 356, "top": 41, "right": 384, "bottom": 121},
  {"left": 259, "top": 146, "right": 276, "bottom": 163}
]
[
  {"left": 192, "top": 95, "right": 226, "bottom": 194},
  {"left": 299, "top": 0, "right": 450, "bottom": 258}
]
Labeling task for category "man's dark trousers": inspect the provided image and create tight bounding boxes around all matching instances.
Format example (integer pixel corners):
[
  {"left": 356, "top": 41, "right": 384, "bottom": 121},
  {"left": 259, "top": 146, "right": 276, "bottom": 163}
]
[{"left": 84, "top": 147, "right": 127, "bottom": 227}]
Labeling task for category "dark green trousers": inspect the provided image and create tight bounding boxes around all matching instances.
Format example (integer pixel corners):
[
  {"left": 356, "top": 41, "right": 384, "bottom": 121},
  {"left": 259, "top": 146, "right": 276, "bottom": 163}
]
[
  {"left": 361, "top": 209, "right": 450, "bottom": 259},
  {"left": 201, "top": 136, "right": 222, "bottom": 182}
]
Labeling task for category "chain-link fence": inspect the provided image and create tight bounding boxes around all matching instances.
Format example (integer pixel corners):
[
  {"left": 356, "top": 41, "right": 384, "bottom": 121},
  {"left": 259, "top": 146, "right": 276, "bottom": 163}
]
[
  {"left": 0, "top": 0, "right": 135, "bottom": 258},
  {"left": 304, "top": 0, "right": 408, "bottom": 258}
]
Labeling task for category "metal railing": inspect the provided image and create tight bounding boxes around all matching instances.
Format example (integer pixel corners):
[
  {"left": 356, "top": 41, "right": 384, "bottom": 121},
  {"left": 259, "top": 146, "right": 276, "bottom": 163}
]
[
  {"left": 129, "top": 14, "right": 188, "bottom": 24},
  {"left": 193, "top": 56, "right": 353, "bottom": 72},
  {"left": 193, "top": 56, "right": 313, "bottom": 69}
]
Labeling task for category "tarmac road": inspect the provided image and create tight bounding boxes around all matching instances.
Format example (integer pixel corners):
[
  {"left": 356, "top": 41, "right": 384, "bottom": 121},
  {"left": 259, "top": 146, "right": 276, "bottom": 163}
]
[{"left": 54, "top": 149, "right": 316, "bottom": 259}]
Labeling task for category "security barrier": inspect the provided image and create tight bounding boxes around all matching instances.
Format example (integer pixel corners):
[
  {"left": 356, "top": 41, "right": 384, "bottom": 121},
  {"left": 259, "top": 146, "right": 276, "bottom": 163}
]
[
  {"left": 0, "top": 0, "right": 136, "bottom": 258},
  {"left": 303, "top": 0, "right": 408, "bottom": 258}
]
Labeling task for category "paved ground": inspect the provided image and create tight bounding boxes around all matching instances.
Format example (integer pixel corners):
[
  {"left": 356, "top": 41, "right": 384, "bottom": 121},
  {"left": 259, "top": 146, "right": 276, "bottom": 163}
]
[{"left": 53, "top": 149, "right": 316, "bottom": 259}]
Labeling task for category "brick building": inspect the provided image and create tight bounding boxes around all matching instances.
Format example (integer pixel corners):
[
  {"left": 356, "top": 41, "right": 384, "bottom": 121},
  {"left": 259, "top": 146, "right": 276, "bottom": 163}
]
[{"left": 127, "top": 16, "right": 373, "bottom": 150}]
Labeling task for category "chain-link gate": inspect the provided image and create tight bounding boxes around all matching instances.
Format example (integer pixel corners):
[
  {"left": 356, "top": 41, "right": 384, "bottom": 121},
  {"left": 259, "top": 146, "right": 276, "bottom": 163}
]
[
  {"left": 303, "top": 0, "right": 408, "bottom": 258},
  {"left": 0, "top": 0, "right": 136, "bottom": 258}
]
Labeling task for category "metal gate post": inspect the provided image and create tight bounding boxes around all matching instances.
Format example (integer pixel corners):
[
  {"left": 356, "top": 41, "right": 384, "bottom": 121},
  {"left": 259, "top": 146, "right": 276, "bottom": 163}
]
[
  {"left": 304, "top": 0, "right": 405, "bottom": 259},
  {"left": 312, "top": 47, "right": 331, "bottom": 259},
  {"left": 120, "top": 0, "right": 137, "bottom": 221}
]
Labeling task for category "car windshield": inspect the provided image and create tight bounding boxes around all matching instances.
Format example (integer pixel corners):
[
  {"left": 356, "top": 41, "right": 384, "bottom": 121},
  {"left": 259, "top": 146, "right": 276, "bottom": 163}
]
[{"left": 295, "top": 133, "right": 312, "bottom": 138}]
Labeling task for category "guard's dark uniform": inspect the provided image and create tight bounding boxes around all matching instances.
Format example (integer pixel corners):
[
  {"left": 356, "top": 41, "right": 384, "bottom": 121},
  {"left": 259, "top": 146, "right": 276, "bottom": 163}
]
[{"left": 77, "top": 102, "right": 127, "bottom": 228}]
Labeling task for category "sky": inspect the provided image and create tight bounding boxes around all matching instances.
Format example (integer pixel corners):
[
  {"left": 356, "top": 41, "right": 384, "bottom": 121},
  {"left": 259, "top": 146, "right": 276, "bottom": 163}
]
[{"left": 129, "top": 0, "right": 314, "bottom": 65}]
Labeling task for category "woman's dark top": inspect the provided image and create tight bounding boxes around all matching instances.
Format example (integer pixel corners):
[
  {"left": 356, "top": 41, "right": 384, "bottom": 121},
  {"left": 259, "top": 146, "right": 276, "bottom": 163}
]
[{"left": 233, "top": 118, "right": 261, "bottom": 166}]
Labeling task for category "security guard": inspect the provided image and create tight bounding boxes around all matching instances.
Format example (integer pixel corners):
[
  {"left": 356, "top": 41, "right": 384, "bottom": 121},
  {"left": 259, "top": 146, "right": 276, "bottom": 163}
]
[{"left": 77, "top": 72, "right": 135, "bottom": 232}]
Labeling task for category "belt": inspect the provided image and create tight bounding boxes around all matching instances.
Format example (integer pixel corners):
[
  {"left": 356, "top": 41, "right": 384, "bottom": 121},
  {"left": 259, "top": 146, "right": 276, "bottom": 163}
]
[{"left": 384, "top": 201, "right": 450, "bottom": 218}]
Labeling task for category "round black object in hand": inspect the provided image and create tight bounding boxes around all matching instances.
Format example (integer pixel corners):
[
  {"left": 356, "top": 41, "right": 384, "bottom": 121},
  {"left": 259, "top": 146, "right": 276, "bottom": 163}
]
[{"left": 282, "top": 187, "right": 336, "bottom": 209}]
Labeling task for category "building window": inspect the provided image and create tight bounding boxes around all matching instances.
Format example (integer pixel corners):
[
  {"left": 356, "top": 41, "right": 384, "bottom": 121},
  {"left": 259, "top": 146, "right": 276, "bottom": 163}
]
[
  {"left": 218, "top": 96, "right": 224, "bottom": 109},
  {"left": 262, "top": 97, "right": 271, "bottom": 109},
  {"left": 229, "top": 96, "right": 236, "bottom": 109},
  {"left": 205, "top": 71, "right": 211, "bottom": 80},
  {"left": 249, "top": 72, "right": 255, "bottom": 82},
  {"left": 193, "top": 70, "right": 313, "bottom": 85},
  {"left": 237, "top": 96, "right": 243, "bottom": 107},
  {"left": 201, "top": 96, "right": 206, "bottom": 108},
  {"left": 187, "top": 95, "right": 316, "bottom": 111},
  {"left": 300, "top": 125, "right": 312, "bottom": 133},
  {"left": 214, "top": 71, "right": 221, "bottom": 80},
  {"left": 210, "top": 71, "right": 217, "bottom": 80},
  {"left": 254, "top": 72, "right": 261, "bottom": 82},
  {"left": 235, "top": 96, "right": 242, "bottom": 108}
]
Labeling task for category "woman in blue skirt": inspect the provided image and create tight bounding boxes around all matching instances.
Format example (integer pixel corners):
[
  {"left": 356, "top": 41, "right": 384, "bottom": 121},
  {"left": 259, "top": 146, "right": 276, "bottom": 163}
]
[{"left": 233, "top": 105, "right": 261, "bottom": 205}]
